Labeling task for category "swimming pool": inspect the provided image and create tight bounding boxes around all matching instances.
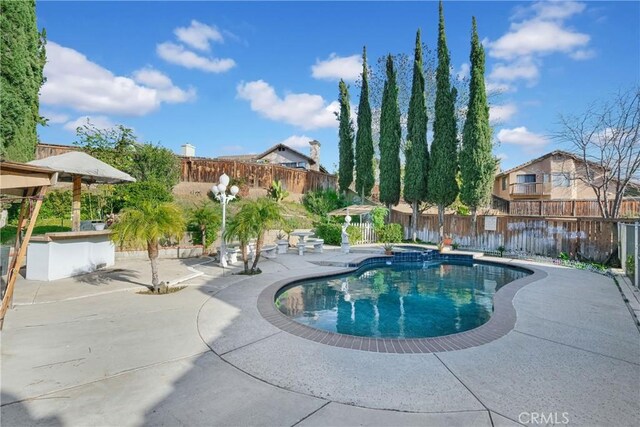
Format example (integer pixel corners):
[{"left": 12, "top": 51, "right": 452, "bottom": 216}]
[{"left": 275, "top": 261, "right": 530, "bottom": 339}]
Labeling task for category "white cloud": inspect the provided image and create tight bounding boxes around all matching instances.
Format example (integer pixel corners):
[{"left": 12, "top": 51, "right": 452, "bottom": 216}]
[
  {"left": 132, "top": 67, "right": 196, "bottom": 103},
  {"left": 132, "top": 68, "right": 173, "bottom": 88},
  {"left": 41, "top": 110, "right": 69, "bottom": 124},
  {"left": 157, "top": 42, "right": 236, "bottom": 73},
  {"left": 496, "top": 152, "right": 509, "bottom": 161},
  {"left": 63, "top": 115, "right": 116, "bottom": 132},
  {"left": 489, "top": 20, "right": 589, "bottom": 60},
  {"left": 277, "top": 135, "right": 314, "bottom": 149},
  {"left": 497, "top": 126, "right": 548, "bottom": 149},
  {"left": 486, "top": 1, "right": 593, "bottom": 91},
  {"left": 490, "top": 104, "right": 518, "bottom": 124},
  {"left": 486, "top": 81, "right": 515, "bottom": 94},
  {"left": 455, "top": 63, "right": 470, "bottom": 81},
  {"left": 311, "top": 53, "right": 362, "bottom": 81},
  {"left": 489, "top": 58, "right": 540, "bottom": 83},
  {"left": 236, "top": 80, "right": 339, "bottom": 130},
  {"left": 531, "top": 0, "right": 586, "bottom": 21},
  {"left": 174, "top": 20, "right": 223, "bottom": 51},
  {"left": 41, "top": 42, "right": 194, "bottom": 116}
]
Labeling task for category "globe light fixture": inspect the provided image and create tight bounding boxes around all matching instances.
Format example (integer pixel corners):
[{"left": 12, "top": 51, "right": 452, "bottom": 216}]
[{"left": 211, "top": 173, "right": 239, "bottom": 267}]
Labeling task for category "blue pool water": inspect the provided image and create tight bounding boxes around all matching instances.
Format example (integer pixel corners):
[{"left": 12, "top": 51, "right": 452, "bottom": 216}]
[{"left": 275, "top": 261, "right": 529, "bottom": 338}]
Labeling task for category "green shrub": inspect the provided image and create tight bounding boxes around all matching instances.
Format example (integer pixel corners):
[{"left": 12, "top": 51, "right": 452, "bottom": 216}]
[
  {"left": 112, "top": 180, "right": 173, "bottom": 212},
  {"left": 369, "top": 207, "right": 389, "bottom": 230},
  {"left": 347, "top": 225, "right": 361, "bottom": 244},
  {"left": 267, "top": 180, "right": 289, "bottom": 202},
  {"left": 0, "top": 225, "right": 71, "bottom": 245},
  {"left": 314, "top": 222, "right": 361, "bottom": 245},
  {"left": 302, "top": 189, "right": 346, "bottom": 217},
  {"left": 187, "top": 202, "right": 222, "bottom": 248},
  {"left": 377, "top": 223, "right": 403, "bottom": 243},
  {"left": 627, "top": 255, "right": 636, "bottom": 281},
  {"left": 314, "top": 223, "right": 341, "bottom": 245}
]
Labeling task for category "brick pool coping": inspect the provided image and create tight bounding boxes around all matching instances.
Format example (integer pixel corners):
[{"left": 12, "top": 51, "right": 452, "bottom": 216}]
[{"left": 257, "top": 254, "right": 547, "bottom": 354}]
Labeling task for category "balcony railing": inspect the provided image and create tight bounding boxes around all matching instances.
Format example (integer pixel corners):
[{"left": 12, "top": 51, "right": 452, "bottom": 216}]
[{"left": 509, "top": 182, "right": 552, "bottom": 197}]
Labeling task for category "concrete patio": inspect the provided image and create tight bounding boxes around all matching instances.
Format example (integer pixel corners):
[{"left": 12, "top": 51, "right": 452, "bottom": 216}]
[{"left": 1, "top": 248, "right": 638, "bottom": 426}]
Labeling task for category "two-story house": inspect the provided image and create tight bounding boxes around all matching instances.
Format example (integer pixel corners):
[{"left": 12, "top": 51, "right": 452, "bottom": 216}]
[{"left": 493, "top": 150, "right": 616, "bottom": 201}]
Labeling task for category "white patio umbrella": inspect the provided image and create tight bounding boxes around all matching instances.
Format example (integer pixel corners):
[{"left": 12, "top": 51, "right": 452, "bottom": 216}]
[{"left": 29, "top": 151, "right": 136, "bottom": 231}]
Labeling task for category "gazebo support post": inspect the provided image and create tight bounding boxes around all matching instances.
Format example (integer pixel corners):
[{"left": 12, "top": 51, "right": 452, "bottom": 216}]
[
  {"left": 72, "top": 175, "right": 82, "bottom": 231},
  {"left": 6, "top": 190, "right": 29, "bottom": 277},
  {"left": 0, "top": 186, "right": 46, "bottom": 329}
]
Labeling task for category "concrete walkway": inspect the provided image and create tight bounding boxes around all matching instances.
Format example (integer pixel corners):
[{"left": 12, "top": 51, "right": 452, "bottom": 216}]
[{"left": 1, "top": 249, "right": 638, "bottom": 426}]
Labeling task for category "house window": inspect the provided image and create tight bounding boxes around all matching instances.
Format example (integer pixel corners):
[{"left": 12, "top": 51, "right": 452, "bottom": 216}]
[
  {"left": 516, "top": 174, "right": 537, "bottom": 184},
  {"left": 552, "top": 173, "right": 571, "bottom": 187},
  {"left": 501, "top": 177, "right": 507, "bottom": 191}
]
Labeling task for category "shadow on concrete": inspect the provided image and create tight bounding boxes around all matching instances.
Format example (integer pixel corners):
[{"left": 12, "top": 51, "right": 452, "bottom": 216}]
[
  {"left": 74, "top": 268, "right": 150, "bottom": 289},
  {"left": 138, "top": 267, "right": 321, "bottom": 426},
  {"left": 1, "top": 392, "right": 63, "bottom": 426}
]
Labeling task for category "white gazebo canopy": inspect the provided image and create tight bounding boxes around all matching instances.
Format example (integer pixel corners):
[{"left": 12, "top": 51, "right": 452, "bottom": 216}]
[
  {"left": 29, "top": 151, "right": 136, "bottom": 184},
  {"left": 29, "top": 151, "right": 136, "bottom": 230}
]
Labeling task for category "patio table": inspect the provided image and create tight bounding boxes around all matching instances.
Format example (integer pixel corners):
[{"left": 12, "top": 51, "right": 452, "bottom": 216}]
[{"left": 290, "top": 231, "right": 315, "bottom": 244}]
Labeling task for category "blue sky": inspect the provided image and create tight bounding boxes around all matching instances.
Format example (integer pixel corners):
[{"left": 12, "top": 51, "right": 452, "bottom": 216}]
[{"left": 36, "top": 1, "right": 640, "bottom": 172}]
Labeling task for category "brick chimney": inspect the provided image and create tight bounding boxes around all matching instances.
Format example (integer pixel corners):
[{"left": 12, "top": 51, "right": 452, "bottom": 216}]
[{"left": 309, "top": 140, "right": 320, "bottom": 171}]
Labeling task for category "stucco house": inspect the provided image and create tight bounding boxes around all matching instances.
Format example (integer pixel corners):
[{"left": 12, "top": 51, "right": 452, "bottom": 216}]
[
  {"left": 493, "top": 150, "right": 617, "bottom": 201},
  {"left": 215, "top": 140, "right": 327, "bottom": 173}
]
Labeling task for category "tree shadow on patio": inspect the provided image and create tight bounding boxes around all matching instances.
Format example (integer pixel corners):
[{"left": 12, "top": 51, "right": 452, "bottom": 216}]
[
  {"left": 1, "top": 392, "right": 63, "bottom": 426},
  {"left": 73, "top": 267, "right": 149, "bottom": 289}
]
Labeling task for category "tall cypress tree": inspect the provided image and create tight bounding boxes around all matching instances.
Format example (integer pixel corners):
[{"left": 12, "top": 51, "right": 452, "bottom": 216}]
[
  {"left": 428, "top": 1, "right": 459, "bottom": 241},
  {"left": 404, "top": 29, "right": 429, "bottom": 241},
  {"left": 337, "top": 80, "right": 355, "bottom": 194},
  {"left": 460, "top": 17, "right": 495, "bottom": 235},
  {"left": 355, "top": 46, "right": 374, "bottom": 199},
  {"left": 379, "top": 55, "right": 401, "bottom": 210},
  {"left": 0, "top": 0, "right": 46, "bottom": 162}
]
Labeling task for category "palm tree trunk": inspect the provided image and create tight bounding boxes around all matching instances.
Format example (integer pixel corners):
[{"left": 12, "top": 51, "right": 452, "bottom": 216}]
[
  {"left": 251, "top": 234, "right": 264, "bottom": 272},
  {"left": 147, "top": 240, "right": 160, "bottom": 292},
  {"left": 241, "top": 242, "right": 249, "bottom": 273}
]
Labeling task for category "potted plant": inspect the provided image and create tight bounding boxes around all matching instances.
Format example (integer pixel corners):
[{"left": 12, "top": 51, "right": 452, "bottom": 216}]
[
  {"left": 383, "top": 242, "right": 394, "bottom": 255},
  {"left": 497, "top": 245, "right": 506, "bottom": 257},
  {"left": 276, "top": 231, "right": 289, "bottom": 254}
]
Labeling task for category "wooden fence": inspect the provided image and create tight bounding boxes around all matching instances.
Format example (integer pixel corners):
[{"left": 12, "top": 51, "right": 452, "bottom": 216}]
[
  {"left": 181, "top": 158, "right": 336, "bottom": 193},
  {"left": 391, "top": 210, "right": 632, "bottom": 262},
  {"left": 351, "top": 222, "right": 377, "bottom": 245},
  {"left": 35, "top": 144, "right": 338, "bottom": 194},
  {"left": 508, "top": 199, "right": 640, "bottom": 218}
]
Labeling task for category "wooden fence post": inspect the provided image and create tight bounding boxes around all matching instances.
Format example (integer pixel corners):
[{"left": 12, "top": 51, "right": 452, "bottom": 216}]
[{"left": 0, "top": 186, "right": 47, "bottom": 329}]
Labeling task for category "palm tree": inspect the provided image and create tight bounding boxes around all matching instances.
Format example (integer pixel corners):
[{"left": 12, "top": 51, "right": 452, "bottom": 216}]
[
  {"left": 111, "top": 201, "right": 185, "bottom": 292},
  {"left": 249, "top": 198, "right": 282, "bottom": 272},
  {"left": 223, "top": 206, "right": 255, "bottom": 274},
  {"left": 224, "top": 198, "right": 282, "bottom": 274},
  {"left": 189, "top": 201, "right": 221, "bottom": 251}
]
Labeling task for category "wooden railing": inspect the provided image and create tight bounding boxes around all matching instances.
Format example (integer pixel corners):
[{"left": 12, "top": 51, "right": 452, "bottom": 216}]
[
  {"left": 509, "top": 182, "right": 552, "bottom": 196},
  {"left": 509, "top": 199, "right": 640, "bottom": 218}
]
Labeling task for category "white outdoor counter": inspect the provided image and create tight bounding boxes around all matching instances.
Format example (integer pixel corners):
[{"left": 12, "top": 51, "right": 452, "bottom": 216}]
[{"left": 26, "top": 230, "right": 115, "bottom": 281}]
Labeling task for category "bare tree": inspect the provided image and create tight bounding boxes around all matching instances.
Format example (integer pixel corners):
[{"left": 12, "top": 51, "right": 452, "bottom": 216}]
[{"left": 554, "top": 87, "right": 640, "bottom": 219}]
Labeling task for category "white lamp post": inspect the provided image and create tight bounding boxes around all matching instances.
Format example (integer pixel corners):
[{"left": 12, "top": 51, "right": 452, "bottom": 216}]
[{"left": 211, "top": 173, "right": 239, "bottom": 267}]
